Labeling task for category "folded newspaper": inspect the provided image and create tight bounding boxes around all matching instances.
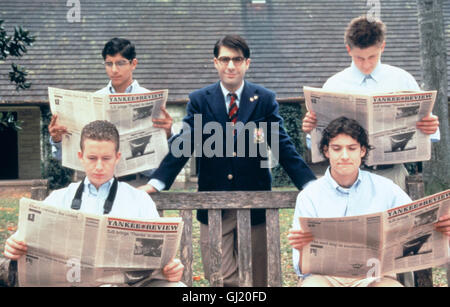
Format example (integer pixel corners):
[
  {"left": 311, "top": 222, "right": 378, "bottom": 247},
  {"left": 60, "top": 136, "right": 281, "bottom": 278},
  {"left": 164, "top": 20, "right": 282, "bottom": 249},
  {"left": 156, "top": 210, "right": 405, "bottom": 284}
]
[
  {"left": 16, "top": 198, "right": 183, "bottom": 286},
  {"left": 299, "top": 189, "right": 449, "bottom": 278},
  {"left": 48, "top": 87, "right": 169, "bottom": 177},
  {"left": 303, "top": 86, "right": 437, "bottom": 166}
]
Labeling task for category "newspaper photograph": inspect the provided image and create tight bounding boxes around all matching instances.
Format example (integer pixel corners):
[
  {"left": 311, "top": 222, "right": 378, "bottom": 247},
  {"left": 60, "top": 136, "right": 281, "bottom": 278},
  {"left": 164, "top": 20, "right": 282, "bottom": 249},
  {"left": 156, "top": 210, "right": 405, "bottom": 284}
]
[
  {"left": 16, "top": 197, "right": 183, "bottom": 287},
  {"left": 303, "top": 86, "right": 436, "bottom": 166},
  {"left": 299, "top": 189, "right": 450, "bottom": 278},
  {"left": 48, "top": 87, "right": 169, "bottom": 177}
]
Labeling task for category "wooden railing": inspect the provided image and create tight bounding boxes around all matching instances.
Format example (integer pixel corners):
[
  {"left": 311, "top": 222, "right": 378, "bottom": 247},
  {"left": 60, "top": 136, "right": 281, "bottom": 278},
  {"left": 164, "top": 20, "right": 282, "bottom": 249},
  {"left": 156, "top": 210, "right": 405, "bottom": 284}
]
[{"left": 151, "top": 190, "right": 297, "bottom": 287}]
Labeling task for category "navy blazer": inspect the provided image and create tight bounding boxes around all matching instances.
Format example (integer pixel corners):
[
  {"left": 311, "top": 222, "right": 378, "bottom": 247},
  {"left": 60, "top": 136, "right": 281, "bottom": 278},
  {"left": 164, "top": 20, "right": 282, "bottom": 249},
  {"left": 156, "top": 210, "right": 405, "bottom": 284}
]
[{"left": 151, "top": 81, "right": 316, "bottom": 224}]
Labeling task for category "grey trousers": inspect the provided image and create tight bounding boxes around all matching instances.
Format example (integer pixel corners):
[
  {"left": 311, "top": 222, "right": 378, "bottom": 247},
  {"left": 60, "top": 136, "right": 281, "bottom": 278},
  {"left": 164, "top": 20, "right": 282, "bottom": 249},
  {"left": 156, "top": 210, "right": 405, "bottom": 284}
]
[{"left": 200, "top": 210, "right": 267, "bottom": 287}]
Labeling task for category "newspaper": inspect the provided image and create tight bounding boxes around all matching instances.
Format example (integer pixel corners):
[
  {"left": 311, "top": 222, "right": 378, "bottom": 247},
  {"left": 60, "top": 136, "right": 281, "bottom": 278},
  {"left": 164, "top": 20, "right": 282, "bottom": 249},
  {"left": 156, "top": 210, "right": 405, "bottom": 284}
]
[
  {"left": 304, "top": 86, "right": 437, "bottom": 166},
  {"left": 16, "top": 197, "right": 183, "bottom": 287},
  {"left": 48, "top": 87, "right": 169, "bottom": 176},
  {"left": 299, "top": 189, "right": 450, "bottom": 278}
]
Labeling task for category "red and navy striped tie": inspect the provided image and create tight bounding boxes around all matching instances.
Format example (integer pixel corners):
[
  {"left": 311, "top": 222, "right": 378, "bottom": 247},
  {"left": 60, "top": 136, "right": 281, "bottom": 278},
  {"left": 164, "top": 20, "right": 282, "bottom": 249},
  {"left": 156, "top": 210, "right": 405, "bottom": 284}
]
[{"left": 228, "top": 93, "right": 238, "bottom": 124}]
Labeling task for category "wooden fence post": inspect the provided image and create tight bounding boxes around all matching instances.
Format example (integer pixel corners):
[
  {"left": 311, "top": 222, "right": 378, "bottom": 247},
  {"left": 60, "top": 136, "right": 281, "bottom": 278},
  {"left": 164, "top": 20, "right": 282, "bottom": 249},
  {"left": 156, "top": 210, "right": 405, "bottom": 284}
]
[{"left": 406, "top": 175, "right": 433, "bottom": 287}]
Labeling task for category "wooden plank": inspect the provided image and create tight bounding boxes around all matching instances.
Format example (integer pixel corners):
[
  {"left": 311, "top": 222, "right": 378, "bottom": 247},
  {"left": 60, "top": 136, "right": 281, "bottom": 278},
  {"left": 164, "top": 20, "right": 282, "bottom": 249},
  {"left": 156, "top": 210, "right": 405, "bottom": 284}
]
[
  {"left": 237, "top": 209, "right": 253, "bottom": 286},
  {"left": 447, "top": 262, "right": 450, "bottom": 286},
  {"left": 406, "top": 175, "right": 425, "bottom": 200},
  {"left": 208, "top": 209, "right": 223, "bottom": 287},
  {"left": 180, "top": 209, "right": 193, "bottom": 287},
  {"left": 0, "top": 258, "right": 17, "bottom": 287},
  {"left": 266, "top": 209, "right": 282, "bottom": 287},
  {"left": 152, "top": 191, "right": 297, "bottom": 210},
  {"left": 30, "top": 179, "right": 48, "bottom": 201},
  {"left": 406, "top": 175, "right": 434, "bottom": 287}
]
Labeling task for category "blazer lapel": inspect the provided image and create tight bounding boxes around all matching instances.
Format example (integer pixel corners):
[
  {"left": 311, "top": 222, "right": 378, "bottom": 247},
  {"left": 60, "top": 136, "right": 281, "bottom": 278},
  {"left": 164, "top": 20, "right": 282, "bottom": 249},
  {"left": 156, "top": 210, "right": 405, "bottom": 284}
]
[
  {"left": 205, "top": 82, "right": 229, "bottom": 124},
  {"left": 237, "top": 81, "right": 258, "bottom": 124}
]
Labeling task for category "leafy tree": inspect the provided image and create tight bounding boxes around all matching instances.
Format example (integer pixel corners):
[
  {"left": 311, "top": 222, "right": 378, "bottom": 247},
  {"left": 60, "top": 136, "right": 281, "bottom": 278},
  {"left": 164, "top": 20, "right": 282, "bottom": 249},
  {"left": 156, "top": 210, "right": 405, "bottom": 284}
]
[{"left": 0, "top": 19, "right": 35, "bottom": 131}]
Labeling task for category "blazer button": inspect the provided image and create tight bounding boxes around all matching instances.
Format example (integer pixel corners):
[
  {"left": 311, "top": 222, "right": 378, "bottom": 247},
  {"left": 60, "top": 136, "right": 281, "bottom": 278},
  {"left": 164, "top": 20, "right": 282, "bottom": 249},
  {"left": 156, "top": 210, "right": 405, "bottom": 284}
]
[{"left": 227, "top": 174, "right": 233, "bottom": 180}]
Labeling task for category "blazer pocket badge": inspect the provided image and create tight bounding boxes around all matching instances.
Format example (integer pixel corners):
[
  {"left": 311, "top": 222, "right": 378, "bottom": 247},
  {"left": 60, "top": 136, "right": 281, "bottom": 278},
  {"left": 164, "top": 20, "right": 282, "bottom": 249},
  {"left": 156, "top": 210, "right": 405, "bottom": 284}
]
[{"left": 253, "top": 127, "right": 265, "bottom": 144}]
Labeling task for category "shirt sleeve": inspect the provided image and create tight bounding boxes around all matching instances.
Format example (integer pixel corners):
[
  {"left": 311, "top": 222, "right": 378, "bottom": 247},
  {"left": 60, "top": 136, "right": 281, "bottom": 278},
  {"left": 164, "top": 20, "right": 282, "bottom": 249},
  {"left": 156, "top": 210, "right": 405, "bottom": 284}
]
[
  {"left": 292, "top": 190, "right": 317, "bottom": 277},
  {"left": 43, "top": 187, "right": 72, "bottom": 210},
  {"left": 136, "top": 189, "right": 160, "bottom": 219},
  {"left": 49, "top": 135, "right": 62, "bottom": 161},
  {"left": 148, "top": 178, "right": 166, "bottom": 192},
  {"left": 390, "top": 184, "right": 413, "bottom": 209}
]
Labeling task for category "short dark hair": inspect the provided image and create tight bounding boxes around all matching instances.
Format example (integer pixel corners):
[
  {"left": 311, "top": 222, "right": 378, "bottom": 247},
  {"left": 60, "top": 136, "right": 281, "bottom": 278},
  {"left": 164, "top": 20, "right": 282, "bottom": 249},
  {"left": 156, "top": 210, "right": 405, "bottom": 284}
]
[
  {"left": 214, "top": 35, "right": 250, "bottom": 59},
  {"left": 345, "top": 16, "right": 386, "bottom": 49},
  {"left": 319, "top": 116, "right": 372, "bottom": 162},
  {"left": 102, "top": 38, "right": 136, "bottom": 61},
  {"left": 80, "top": 120, "right": 120, "bottom": 152}
]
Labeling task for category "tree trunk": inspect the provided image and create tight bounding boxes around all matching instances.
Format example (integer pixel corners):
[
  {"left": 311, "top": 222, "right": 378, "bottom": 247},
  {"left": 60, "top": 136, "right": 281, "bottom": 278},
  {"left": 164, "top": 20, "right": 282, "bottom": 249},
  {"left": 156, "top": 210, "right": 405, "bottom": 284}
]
[{"left": 416, "top": 0, "right": 450, "bottom": 194}]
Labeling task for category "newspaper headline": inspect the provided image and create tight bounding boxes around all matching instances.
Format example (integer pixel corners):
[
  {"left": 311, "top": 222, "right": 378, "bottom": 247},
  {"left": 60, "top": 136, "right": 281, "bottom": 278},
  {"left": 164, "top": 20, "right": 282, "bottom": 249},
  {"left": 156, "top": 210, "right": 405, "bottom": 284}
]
[
  {"left": 299, "top": 189, "right": 449, "bottom": 278},
  {"left": 48, "top": 87, "right": 169, "bottom": 176},
  {"left": 303, "top": 86, "right": 436, "bottom": 166},
  {"left": 16, "top": 197, "right": 183, "bottom": 286}
]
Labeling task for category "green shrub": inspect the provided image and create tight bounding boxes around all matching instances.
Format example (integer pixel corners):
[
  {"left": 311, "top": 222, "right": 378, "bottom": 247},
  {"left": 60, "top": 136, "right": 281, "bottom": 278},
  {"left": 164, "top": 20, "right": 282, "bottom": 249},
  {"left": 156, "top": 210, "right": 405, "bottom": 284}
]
[
  {"left": 40, "top": 106, "right": 73, "bottom": 190},
  {"left": 272, "top": 103, "right": 305, "bottom": 187}
]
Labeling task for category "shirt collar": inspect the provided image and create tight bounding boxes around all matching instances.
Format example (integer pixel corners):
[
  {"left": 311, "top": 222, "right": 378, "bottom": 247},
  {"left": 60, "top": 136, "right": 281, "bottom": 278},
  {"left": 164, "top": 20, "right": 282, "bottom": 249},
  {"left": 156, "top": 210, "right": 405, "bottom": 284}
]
[
  {"left": 220, "top": 81, "right": 245, "bottom": 103},
  {"left": 84, "top": 177, "right": 115, "bottom": 197},
  {"left": 325, "top": 167, "right": 362, "bottom": 193},
  {"left": 351, "top": 60, "right": 382, "bottom": 85},
  {"left": 107, "top": 80, "right": 139, "bottom": 94}
]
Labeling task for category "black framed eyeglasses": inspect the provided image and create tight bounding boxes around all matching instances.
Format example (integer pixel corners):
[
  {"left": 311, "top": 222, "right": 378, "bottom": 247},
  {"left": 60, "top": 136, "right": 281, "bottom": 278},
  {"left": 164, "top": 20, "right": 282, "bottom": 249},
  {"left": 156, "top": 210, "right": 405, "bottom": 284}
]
[
  {"left": 104, "top": 60, "right": 132, "bottom": 68},
  {"left": 217, "top": 56, "right": 246, "bottom": 66}
]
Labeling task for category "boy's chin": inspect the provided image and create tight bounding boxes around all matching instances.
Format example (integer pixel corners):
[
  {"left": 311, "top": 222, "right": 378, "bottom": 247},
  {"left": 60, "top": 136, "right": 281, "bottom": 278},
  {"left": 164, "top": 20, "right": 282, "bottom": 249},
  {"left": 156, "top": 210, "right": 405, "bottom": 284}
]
[{"left": 89, "top": 175, "right": 113, "bottom": 187}]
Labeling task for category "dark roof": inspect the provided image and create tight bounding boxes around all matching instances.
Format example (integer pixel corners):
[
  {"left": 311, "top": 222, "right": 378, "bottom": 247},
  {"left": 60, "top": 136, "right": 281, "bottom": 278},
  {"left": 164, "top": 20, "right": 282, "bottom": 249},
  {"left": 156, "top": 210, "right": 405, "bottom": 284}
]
[{"left": 1, "top": 0, "right": 449, "bottom": 103}]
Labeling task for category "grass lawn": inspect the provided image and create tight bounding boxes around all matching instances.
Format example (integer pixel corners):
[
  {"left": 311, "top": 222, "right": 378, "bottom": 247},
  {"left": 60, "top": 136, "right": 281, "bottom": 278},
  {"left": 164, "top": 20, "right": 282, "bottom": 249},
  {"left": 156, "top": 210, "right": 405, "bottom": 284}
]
[{"left": 0, "top": 198, "right": 447, "bottom": 287}]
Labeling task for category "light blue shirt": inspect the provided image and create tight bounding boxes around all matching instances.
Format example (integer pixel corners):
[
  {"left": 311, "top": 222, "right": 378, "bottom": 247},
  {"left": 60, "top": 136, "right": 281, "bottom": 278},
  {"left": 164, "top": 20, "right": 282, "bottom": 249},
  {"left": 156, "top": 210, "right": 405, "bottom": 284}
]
[
  {"left": 44, "top": 177, "right": 159, "bottom": 219},
  {"left": 306, "top": 61, "right": 440, "bottom": 148},
  {"left": 323, "top": 61, "right": 421, "bottom": 94},
  {"left": 95, "top": 80, "right": 150, "bottom": 95},
  {"left": 322, "top": 61, "right": 440, "bottom": 142},
  {"left": 292, "top": 167, "right": 412, "bottom": 277},
  {"left": 220, "top": 81, "right": 244, "bottom": 112}
]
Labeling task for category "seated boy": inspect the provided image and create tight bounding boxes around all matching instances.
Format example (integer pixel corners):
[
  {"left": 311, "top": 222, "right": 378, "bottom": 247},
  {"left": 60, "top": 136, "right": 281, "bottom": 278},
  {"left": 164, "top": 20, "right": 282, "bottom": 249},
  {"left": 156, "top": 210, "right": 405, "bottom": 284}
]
[
  {"left": 288, "top": 116, "right": 450, "bottom": 287},
  {"left": 4, "top": 120, "right": 184, "bottom": 287}
]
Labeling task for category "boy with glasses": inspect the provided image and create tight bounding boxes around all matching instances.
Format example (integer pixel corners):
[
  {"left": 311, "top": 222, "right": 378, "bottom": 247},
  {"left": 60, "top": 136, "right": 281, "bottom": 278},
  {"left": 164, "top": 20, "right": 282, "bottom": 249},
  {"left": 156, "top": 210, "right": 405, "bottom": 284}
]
[{"left": 49, "top": 38, "right": 173, "bottom": 177}]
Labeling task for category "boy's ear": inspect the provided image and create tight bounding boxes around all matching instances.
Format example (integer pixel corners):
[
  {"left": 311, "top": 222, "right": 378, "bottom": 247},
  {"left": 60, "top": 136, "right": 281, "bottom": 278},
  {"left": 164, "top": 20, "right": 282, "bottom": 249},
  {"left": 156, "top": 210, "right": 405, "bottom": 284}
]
[
  {"left": 77, "top": 150, "right": 83, "bottom": 161},
  {"left": 323, "top": 145, "right": 330, "bottom": 159},
  {"left": 360, "top": 146, "right": 367, "bottom": 159}
]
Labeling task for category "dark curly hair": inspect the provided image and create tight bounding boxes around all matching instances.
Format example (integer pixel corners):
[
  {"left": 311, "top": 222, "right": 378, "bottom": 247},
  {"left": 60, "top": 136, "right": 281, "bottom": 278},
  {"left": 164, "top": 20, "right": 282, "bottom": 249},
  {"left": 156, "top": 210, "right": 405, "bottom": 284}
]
[
  {"left": 319, "top": 116, "right": 372, "bottom": 163},
  {"left": 102, "top": 37, "right": 136, "bottom": 61}
]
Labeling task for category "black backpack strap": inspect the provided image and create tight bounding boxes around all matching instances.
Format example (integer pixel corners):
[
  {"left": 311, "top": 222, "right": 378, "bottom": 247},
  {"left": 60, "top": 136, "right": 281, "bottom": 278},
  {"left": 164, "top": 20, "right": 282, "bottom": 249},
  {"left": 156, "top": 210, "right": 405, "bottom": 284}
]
[
  {"left": 71, "top": 177, "right": 118, "bottom": 215},
  {"left": 71, "top": 177, "right": 85, "bottom": 210},
  {"left": 103, "top": 177, "right": 118, "bottom": 215}
]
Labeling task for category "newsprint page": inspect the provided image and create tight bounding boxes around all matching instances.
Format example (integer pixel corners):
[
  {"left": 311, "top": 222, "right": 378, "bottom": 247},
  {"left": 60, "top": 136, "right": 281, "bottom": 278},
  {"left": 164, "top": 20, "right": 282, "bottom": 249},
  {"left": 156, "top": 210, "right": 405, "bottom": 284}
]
[
  {"left": 16, "top": 198, "right": 183, "bottom": 286},
  {"left": 303, "top": 86, "right": 436, "bottom": 166},
  {"left": 299, "top": 190, "right": 450, "bottom": 278},
  {"left": 48, "top": 87, "right": 169, "bottom": 176}
]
